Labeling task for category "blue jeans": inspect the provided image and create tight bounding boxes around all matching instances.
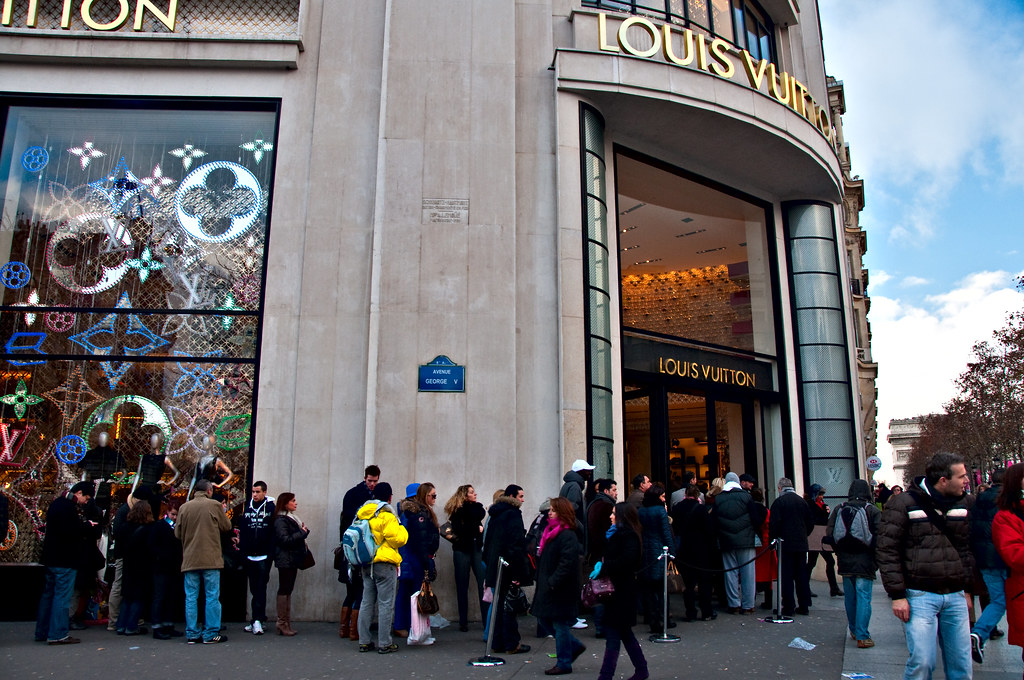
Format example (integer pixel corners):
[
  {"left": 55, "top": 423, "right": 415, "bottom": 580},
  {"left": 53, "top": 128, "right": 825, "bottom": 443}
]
[
  {"left": 183, "top": 569, "right": 222, "bottom": 641},
  {"left": 903, "top": 588, "right": 971, "bottom": 680},
  {"left": 541, "top": 617, "right": 584, "bottom": 670},
  {"left": 973, "top": 568, "right": 1007, "bottom": 642},
  {"left": 35, "top": 566, "right": 76, "bottom": 641},
  {"left": 843, "top": 576, "right": 873, "bottom": 640},
  {"left": 722, "top": 548, "right": 756, "bottom": 610}
]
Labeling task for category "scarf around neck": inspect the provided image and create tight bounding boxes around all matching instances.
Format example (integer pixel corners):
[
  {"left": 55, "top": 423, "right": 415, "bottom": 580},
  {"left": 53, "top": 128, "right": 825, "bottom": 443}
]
[{"left": 538, "top": 520, "right": 569, "bottom": 555}]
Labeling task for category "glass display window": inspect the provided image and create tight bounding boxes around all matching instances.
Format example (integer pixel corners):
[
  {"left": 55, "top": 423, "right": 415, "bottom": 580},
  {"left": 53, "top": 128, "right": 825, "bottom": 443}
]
[{"left": 0, "top": 97, "right": 277, "bottom": 562}]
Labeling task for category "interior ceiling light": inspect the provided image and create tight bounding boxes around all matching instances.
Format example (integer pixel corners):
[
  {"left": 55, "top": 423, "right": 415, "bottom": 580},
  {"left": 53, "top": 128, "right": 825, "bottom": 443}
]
[
  {"left": 620, "top": 244, "right": 640, "bottom": 252},
  {"left": 675, "top": 228, "right": 707, "bottom": 238},
  {"left": 619, "top": 202, "right": 646, "bottom": 215},
  {"left": 620, "top": 225, "right": 638, "bottom": 233},
  {"left": 696, "top": 247, "right": 726, "bottom": 254},
  {"left": 681, "top": 217, "right": 694, "bottom": 223},
  {"left": 632, "top": 258, "right": 662, "bottom": 265}
]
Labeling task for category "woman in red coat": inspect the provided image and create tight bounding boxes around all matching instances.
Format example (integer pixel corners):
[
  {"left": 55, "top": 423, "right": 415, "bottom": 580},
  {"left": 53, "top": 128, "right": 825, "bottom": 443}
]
[{"left": 991, "top": 462, "right": 1024, "bottom": 659}]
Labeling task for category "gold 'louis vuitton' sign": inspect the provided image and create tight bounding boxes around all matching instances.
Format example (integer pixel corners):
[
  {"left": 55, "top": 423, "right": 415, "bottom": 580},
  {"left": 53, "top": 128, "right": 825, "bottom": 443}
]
[
  {"left": 597, "top": 13, "right": 835, "bottom": 147},
  {"left": 2, "top": 0, "right": 177, "bottom": 31}
]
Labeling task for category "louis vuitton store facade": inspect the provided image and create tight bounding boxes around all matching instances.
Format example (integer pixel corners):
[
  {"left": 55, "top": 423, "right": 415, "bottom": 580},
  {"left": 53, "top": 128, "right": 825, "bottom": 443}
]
[{"left": 0, "top": 0, "right": 866, "bottom": 619}]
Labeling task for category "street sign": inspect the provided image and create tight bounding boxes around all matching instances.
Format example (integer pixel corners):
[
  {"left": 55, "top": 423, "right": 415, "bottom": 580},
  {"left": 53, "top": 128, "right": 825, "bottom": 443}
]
[
  {"left": 866, "top": 456, "right": 882, "bottom": 472},
  {"left": 418, "top": 355, "right": 465, "bottom": 393}
]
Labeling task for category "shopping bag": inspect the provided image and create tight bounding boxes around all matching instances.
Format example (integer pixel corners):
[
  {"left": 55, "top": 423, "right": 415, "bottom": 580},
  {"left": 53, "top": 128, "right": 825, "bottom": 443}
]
[{"left": 408, "top": 592, "right": 435, "bottom": 645}]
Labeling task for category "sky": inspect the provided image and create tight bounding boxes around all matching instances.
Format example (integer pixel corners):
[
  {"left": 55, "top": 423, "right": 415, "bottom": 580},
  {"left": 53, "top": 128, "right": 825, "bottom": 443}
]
[{"left": 818, "top": 0, "right": 1024, "bottom": 484}]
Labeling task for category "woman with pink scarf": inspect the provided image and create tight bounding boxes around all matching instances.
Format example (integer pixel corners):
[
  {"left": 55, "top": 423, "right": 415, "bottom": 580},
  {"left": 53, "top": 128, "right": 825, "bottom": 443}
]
[{"left": 530, "top": 496, "right": 585, "bottom": 675}]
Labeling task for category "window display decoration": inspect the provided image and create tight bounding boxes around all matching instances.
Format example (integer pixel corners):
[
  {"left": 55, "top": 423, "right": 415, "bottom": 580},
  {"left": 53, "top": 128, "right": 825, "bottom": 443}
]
[
  {"left": 0, "top": 520, "right": 16, "bottom": 551},
  {"left": 4, "top": 332, "right": 47, "bottom": 365},
  {"left": 0, "top": 262, "right": 31, "bottom": 289},
  {"left": 216, "top": 293, "right": 243, "bottom": 330},
  {"left": 55, "top": 435, "right": 87, "bottom": 465},
  {"left": 44, "top": 306, "right": 77, "bottom": 333},
  {"left": 0, "top": 424, "right": 34, "bottom": 467},
  {"left": 44, "top": 181, "right": 107, "bottom": 221},
  {"left": 140, "top": 164, "right": 176, "bottom": 197},
  {"left": 90, "top": 157, "right": 143, "bottom": 214},
  {"left": 11, "top": 289, "right": 41, "bottom": 326},
  {"left": 240, "top": 136, "right": 274, "bottom": 164},
  {"left": 125, "top": 247, "right": 164, "bottom": 284},
  {"left": 21, "top": 146, "right": 48, "bottom": 173},
  {"left": 69, "top": 294, "right": 170, "bottom": 368},
  {"left": 166, "top": 405, "right": 210, "bottom": 457},
  {"left": 67, "top": 140, "right": 106, "bottom": 169},
  {"left": 175, "top": 161, "right": 261, "bottom": 243},
  {"left": 1, "top": 379, "right": 44, "bottom": 419},
  {"left": 82, "top": 395, "right": 172, "bottom": 452},
  {"left": 173, "top": 353, "right": 222, "bottom": 399},
  {"left": 169, "top": 143, "right": 207, "bottom": 170},
  {"left": 41, "top": 365, "right": 104, "bottom": 425},
  {"left": 46, "top": 213, "right": 133, "bottom": 294},
  {"left": 215, "top": 413, "right": 250, "bottom": 450}
]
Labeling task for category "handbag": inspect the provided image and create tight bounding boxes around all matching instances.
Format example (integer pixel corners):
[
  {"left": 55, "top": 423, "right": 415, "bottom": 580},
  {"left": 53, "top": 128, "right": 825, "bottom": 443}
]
[
  {"left": 504, "top": 584, "right": 531, "bottom": 616},
  {"left": 439, "top": 520, "right": 457, "bottom": 543},
  {"left": 581, "top": 575, "right": 615, "bottom": 608},
  {"left": 666, "top": 562, "right": 684, "bottom": 594},
  {"left": 417, "top": 576, "right": 440, "bottom": 615},
  {"left": 299, "top": 546, "right": 316, "bottom": 570}
]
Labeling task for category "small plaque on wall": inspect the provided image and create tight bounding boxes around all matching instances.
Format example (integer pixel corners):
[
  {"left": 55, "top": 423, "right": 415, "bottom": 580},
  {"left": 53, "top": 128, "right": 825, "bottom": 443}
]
[
  {"left": 418, "top": 355, "right": 465, "bottom": 392},
  {"left": 422, "top": 198, "right": 469, "bottom": 224}
]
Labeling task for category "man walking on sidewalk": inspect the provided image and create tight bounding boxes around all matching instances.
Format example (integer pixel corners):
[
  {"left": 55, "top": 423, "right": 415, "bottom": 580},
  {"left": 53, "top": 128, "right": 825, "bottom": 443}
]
[{"left": 877, "top": 452, "right": 974, "bottom": 680}]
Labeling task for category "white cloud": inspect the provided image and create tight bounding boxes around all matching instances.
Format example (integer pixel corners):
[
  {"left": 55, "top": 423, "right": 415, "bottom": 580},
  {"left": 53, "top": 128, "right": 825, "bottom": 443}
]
[
  {"left": 870, "top": 269, "right": 892, "bottom": 287},
  {"left": 871, "top": 271, "right": 1024, "bottom": 484},
  {"left": 820, "top": 1, "right": 1024, "bottom": 244},
  {"left": 900, "top": 276, "right": 930, "bottom": 287}
]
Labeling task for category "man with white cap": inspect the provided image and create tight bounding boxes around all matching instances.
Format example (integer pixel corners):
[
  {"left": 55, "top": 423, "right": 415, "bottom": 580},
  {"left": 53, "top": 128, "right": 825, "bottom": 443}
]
[{"left": 559, "top": 459, "right": 595, "bottom": 532}]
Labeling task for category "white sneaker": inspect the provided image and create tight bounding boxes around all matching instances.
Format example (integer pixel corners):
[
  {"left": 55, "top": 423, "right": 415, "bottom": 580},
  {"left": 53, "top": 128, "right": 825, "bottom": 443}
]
[
  {"left": 244, "top": 623, "right": 253, "bottom": 632},
  {"left": 252, "top": 620, "right": 264, "bottom": 635},
  {"left": 572, "top": 618, "right": 587, "bottom": 629}
]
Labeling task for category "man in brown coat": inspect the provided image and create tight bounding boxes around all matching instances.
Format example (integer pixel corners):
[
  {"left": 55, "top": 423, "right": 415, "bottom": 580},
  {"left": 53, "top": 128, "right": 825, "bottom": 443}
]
[{"left": 175, "top": 479, "right": 232, "bottom": 644}]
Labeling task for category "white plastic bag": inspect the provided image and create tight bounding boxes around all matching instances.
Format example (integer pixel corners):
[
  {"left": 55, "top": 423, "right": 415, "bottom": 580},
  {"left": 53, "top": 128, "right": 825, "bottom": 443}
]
[{"left": 408, "top": 592, "right": 435, "bottom": 645}]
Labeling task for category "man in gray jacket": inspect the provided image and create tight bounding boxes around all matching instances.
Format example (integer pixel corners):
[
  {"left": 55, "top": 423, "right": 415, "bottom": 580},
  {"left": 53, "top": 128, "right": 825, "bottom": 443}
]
[{"left": 176, "top": 479, "right": 232, "bottom": 644}]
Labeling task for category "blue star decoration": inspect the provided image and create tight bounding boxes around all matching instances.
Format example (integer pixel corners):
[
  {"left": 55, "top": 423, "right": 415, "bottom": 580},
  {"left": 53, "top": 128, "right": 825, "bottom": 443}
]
[
  {"left": 90, "top": 157, "right": 142, "bottom": 214},
  {"left": 68, "top": 292, "right": 170, "bottom": 389},
  {"left": 1, "top": 379, "right": 44, "bottom": 420},
  {"left": 126, "top": 247, "right": 164, "bottom": 283}
]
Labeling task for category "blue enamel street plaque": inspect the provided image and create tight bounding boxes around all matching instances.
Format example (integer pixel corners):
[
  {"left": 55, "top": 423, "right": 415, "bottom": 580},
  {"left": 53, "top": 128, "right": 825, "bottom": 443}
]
[{"left": 418, "top": 355, "right": 465, "bottom": 393}]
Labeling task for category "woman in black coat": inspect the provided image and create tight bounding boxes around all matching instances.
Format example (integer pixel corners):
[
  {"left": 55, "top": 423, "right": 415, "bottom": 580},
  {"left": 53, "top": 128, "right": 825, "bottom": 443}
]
[
  {"left": 531, "top": 496, "right": 585, "bottom": 676},
  {"left": 117, "top": 501, "right": 154, "bottom": 636},
  {"left": 597, "top": 502, "right": 648, "bottom": 680},
  {"left": 444, "top": 484, "right": 487, "bottom": 631},
  {"left": 273, "top": 492, "right": 309, "bottom": 636},
  {"left": 638, "top": 484, "right": 674, "bottom": 633}
]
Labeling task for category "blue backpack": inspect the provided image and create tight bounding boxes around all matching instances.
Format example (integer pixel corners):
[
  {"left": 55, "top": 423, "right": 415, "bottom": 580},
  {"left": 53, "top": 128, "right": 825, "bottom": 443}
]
[{"left": 343, "top": 501, "right": 386, "bottom": 566}]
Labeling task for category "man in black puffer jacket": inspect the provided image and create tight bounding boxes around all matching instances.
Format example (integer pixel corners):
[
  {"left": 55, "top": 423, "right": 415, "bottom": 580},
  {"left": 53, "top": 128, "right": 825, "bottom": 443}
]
[
  {"left": 483, "top": 485, "right": 530, "bottom": 655},
  {"left": 715, "top": 472, "right": 763, "bottom": 614},
  {"left": 877, "top": 452, "right": 974, "bottom": 680}
]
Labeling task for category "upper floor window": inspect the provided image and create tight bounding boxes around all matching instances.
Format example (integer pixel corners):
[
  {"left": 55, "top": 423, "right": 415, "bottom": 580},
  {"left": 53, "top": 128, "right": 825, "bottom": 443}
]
[{"left": 584, "top": 0, "right": 776, "bottom": 63}]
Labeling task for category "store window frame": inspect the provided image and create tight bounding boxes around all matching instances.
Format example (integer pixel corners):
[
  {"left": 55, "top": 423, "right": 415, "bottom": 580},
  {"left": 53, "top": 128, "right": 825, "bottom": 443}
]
[{"left": 0, "top": 93, "right": 279, "bottom": 557}]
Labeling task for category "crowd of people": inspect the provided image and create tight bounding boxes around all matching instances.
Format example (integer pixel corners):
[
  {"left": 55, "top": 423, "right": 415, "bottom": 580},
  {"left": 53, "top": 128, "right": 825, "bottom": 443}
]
[{"left": 30, "top": 451, "right": 1024, "bottom": 680}]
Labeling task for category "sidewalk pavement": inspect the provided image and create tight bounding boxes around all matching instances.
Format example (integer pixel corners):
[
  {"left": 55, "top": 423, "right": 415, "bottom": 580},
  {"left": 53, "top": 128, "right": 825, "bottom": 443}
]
[{"left": 1, "top": 580, "right": 1018, "bottom": 679}]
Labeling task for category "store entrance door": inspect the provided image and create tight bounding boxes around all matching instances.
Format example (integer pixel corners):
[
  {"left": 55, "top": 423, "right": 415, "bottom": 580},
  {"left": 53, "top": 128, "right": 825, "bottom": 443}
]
[{"left": 624, "top": 383, "right": 758, "bottom": 494}]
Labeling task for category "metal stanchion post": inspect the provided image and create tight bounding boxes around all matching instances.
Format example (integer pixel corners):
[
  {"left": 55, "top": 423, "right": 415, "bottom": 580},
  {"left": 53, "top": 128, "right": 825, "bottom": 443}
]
[
  {"left": 768, "top": 538, "right": 793, "bottom": 624},
  {"left": 469, "top": 557, "right": 507, "bottom": 666},
  {"left": 650, "top": 546, "right": 680, "bottom": 643}
]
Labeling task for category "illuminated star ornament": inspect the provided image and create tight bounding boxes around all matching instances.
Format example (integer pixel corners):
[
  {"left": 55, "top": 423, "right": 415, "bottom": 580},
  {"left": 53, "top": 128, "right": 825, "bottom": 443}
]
[
  {"left": 140, "top": 164, "right": 175, "bottom": 197},
  {"left": 240, "top": 136, "right": 273, "bottom": 164},
  {"left": 1, "top": 379, "right": 44, "bottom": 420},
  {"left": 90, "top": 157, "right": 142, "bottom": 213},
  {"left": 169, "top": 143, "right": 207, "bottom": 170},
  {"left": 126, "top": 247, "right": 164, "bottom": 283},
  {"left": 68, "top": 140, "right": 106, "bottom": 169}
]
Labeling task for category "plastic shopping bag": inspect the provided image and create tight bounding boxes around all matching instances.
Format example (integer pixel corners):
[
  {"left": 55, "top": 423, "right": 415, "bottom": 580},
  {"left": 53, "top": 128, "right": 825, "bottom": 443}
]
[{"left": 408, "top": 592, "right": 435, "bottom": 645}]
